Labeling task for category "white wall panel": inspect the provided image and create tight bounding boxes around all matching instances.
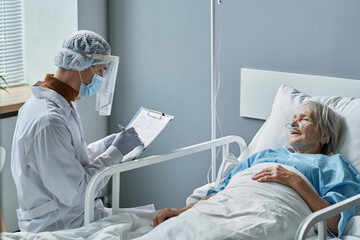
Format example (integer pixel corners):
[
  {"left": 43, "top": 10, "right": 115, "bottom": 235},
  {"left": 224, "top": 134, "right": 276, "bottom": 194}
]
[{"left": 241, "top": 68, "right": 360, "bottom": 120}]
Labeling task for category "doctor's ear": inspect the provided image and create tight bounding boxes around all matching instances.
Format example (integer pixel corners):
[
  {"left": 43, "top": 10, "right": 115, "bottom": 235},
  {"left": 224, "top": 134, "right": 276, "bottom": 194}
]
[{"left": 321, "top": 136, "right": 327, "bottom": 144}]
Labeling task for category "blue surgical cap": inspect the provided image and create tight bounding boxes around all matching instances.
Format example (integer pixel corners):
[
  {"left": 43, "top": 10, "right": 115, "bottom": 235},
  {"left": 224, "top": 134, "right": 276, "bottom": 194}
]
[{"left": 54, "top": 30, "right": 111, "bottom": 71}]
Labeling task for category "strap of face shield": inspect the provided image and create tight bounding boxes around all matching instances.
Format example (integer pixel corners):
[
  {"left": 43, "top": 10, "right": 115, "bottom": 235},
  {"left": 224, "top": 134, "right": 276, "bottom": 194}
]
[{"left": 85, "top": 53, "right": 119, "bottom": 62}]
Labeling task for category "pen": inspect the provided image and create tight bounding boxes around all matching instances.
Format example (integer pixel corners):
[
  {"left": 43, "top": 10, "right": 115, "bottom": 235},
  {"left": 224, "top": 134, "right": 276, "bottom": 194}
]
[{"left": 118, "top": 124, "right": 126, "bottom": 131}]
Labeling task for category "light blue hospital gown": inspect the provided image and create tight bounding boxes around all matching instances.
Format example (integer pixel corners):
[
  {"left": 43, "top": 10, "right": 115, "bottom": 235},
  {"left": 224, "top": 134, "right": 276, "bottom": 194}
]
[{"left": 208, "top": 147, "right": 360, "bottom": 237}]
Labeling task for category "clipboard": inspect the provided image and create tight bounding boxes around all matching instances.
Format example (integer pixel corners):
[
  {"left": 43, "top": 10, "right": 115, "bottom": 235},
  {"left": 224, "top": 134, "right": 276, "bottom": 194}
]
[{"left": 124, "top": 107, "right": 174, "bottom": 148}]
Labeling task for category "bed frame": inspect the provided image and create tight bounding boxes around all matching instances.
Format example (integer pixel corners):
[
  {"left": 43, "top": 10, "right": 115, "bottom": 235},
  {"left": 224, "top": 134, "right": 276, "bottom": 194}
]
[
  {"left": 84, "top": 135, "right": 360, "bottom": 240},
  {"left": 296, "top": 194, "right": 360, "bottom": 239},
  {"left": 84, "top": 135, "right": 247, "bottom": 224}
]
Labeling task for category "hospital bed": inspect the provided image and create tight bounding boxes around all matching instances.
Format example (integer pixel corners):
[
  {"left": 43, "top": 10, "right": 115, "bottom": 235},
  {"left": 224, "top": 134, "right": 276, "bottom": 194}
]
[{"left": 2, "top": 69, "right": 360, "bottom": 239}]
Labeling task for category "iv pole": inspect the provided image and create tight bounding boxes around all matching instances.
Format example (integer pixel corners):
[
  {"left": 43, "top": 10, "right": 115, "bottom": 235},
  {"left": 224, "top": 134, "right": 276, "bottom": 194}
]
[{"left": 210, "top": 0, "right": 216, "bottom": 182}]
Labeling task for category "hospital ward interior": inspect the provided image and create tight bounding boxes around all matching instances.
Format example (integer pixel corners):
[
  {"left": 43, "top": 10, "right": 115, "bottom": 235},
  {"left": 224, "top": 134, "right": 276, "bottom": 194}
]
[{"left": 1, "top": 0, "right": 360, "bottom": 239}]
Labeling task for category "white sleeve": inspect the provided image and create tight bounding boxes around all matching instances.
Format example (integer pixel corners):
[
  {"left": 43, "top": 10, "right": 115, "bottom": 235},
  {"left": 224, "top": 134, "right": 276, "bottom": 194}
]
[
  {"left": 87, "top": 138, "right": 107, "bottom": 163},
  {"left": 33, "top": 123, "right": 123, "bottom": 207},
  {"left": 87, "top": 133, "right": 117, "bottom": 163}
]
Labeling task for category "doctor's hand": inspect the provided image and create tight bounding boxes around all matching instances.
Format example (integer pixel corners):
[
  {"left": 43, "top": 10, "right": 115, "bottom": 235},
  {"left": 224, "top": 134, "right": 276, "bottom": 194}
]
[
  {"left": 111, "top": 127, "right": 144, "bottom": 156},
  {"left": 252, "top": 164, "right": 303, "bottom": 189},
  {"left": 153, "top": 208, "right": 181, "bottom": 227}
]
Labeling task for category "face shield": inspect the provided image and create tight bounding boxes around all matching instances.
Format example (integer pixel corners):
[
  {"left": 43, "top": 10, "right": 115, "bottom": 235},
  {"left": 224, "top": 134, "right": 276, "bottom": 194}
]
[{"left": 86, "top": 53, "right": 119, "bottom": 116}]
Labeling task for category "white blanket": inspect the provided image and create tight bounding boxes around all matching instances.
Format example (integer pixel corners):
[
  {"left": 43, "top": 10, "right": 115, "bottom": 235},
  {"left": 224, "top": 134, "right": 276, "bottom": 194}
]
[
  {"left": 138, "top": 163, "right": 316, "bottom": 240},
  {"left": 1, "top": 212, "right": 157, "bottom": 240}
]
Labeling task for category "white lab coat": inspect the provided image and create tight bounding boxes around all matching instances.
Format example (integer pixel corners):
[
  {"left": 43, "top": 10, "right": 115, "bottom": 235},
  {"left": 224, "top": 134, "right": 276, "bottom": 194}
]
[{"left": 11, "top": 84, "right": 123, "bottom": 233}]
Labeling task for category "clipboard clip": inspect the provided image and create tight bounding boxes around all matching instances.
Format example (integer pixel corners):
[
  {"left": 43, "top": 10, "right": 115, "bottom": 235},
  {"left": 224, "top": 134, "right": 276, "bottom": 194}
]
[{"left": 148, "top": 110, "right": 165, "bottom": 119}]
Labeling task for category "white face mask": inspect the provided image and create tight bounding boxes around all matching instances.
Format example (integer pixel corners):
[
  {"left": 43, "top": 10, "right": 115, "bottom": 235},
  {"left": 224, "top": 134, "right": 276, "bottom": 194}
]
[{"left": 78, "top": 67, "right": 104, "bottom": 97}]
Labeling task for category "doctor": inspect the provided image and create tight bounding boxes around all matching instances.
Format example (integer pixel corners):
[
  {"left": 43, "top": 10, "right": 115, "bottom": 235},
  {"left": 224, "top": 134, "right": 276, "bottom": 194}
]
[{"left": 11, "top": 30, "right": 144, "bottom": 233}]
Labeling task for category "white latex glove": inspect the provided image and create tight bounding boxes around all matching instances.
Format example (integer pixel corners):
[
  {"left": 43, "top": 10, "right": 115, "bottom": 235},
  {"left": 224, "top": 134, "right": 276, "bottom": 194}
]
[{"left": 122, "top": 145, "right": 144, "bottom": 162}]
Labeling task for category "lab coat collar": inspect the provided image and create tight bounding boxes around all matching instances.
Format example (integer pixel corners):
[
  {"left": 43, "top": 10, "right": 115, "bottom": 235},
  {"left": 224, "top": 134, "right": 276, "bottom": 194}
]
[
  {"left": 40, "top": 74, "right": 78, "bottom": 105},
  {"left": 31, "top": 81, "right": 75, "bottom": 117}
]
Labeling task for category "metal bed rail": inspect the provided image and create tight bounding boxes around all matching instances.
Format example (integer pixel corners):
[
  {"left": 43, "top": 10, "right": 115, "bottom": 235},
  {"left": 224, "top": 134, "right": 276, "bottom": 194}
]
[
  {"left": 295, "top": 193, "right": 360, "bottom": 240},
  {"left": 84, "top": 135, "right": 247, "bottom": 225}
]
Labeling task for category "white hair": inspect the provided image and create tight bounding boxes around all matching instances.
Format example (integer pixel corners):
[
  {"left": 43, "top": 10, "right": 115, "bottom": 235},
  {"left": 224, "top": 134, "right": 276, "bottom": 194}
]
[{"left": 300, "top": 101, "right": 344, "bottom": 155}]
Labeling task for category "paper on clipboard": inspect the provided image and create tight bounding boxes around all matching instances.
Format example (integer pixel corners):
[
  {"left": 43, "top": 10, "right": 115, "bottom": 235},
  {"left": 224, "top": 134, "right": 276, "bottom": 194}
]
[{"left": 125, "top": 107, "right": 174, "bottom": 148}]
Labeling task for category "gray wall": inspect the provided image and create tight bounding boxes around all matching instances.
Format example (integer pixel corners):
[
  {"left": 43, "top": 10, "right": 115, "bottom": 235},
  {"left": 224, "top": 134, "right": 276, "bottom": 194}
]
[
  {"left": 215, "top": 0, "right": 360, "bottom": 143},
  {"left": 108, "top": 0, "right": 360, "bottom": 210},
  {"left": 0, "top": 0, "right": 108, "bottom": 232},
  {"left": 77, "top": 0, "right": 109, "bottom": 143},
  {"left": 0, "top": 117, "right": 18, "bottom": 232},
  {"left": 109, "top": 0, "right": 212, "bottom": 209}
]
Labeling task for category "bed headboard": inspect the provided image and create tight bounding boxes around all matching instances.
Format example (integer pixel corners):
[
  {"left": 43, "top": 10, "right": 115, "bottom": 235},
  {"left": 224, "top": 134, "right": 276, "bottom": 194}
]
[{"left": 240, "top": 68, "right": 360, "bottom": 120}]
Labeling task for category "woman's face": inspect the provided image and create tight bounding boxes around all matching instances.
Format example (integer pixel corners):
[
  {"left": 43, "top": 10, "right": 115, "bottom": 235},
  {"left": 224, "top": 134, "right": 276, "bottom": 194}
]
[{"left": 288, "top": 105, "right": 323, "bottom": 154}]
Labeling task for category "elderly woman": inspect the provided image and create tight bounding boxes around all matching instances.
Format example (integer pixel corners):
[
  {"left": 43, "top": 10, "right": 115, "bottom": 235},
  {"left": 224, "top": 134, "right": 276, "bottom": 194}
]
[{"left": 148, "top": 101, "right": 360, "bottom": 239}]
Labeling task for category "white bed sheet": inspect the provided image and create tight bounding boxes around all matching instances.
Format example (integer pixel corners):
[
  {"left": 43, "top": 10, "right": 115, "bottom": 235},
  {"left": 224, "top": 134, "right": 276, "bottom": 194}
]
[
  {"left": 138, "top": 163, "right": 316, "bottom": 240},
  {"left": 1, "top": 212, "right": 157, "bottom": 240},
  {"left": 2, "top": 214, "right": 359, "bottom": 240}
]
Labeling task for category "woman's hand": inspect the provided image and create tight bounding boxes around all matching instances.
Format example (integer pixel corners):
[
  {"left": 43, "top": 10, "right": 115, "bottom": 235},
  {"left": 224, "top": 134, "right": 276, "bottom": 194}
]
[
  {"left": 252, "top": 164, "right": 303, "bottom": 189},
  {"left": 253, "top": 164, "right": 340, "bottom": 236},
  {"left": 153, "top": 208, "right": 181, "bottom": 227},
  {"left": 153, "top": 194, "right": 214, "bottom": 227}
]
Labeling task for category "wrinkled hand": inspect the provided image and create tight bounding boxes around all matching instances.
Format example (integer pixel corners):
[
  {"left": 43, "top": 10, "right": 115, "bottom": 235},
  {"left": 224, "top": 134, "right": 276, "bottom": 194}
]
[
  {"left": 252, "top": 164, "right": 302, "bottom": 189},
  {"left": 111, "top": 127, "right": 144, "bottom": 156},
  {"left": 153, "top": 208, "right": 181, "bottom": 227}
]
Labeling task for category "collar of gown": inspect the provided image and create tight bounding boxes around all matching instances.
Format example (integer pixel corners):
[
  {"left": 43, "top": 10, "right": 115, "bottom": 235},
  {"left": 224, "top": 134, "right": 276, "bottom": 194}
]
[{"left": 40, "top": 74, "right": 78, "bottom": 105}]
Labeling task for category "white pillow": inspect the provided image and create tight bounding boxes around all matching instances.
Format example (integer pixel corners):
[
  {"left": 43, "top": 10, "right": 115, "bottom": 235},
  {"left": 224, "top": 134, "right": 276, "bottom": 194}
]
[{"left": 239, "top": 85, "right": 360, "bottom": 173}]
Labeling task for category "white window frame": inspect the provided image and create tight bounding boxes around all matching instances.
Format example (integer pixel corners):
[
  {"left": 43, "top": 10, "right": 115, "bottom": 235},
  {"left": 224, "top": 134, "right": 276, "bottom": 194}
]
[{"left": 0, "top": 0, "right": 25, "bottom": 88}]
